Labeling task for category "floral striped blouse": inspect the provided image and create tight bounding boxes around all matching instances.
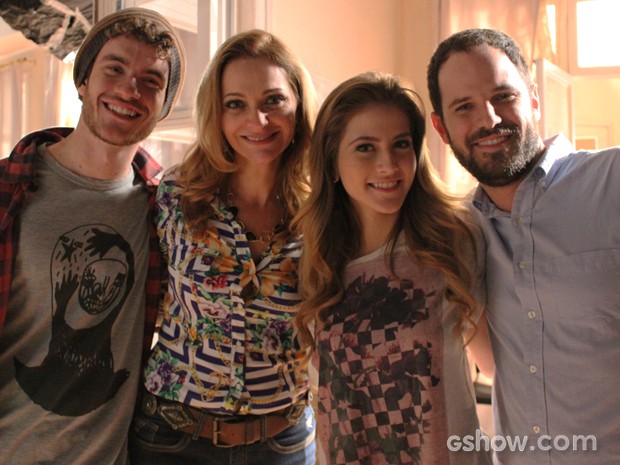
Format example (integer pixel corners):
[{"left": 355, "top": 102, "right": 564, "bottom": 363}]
[{"left": 142, "top": 168, "right": 310, "bottom": 415}]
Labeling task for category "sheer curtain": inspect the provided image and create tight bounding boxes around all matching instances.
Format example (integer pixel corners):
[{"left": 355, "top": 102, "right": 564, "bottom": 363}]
[
  {"left": 0, "top": 57, "right": 29, "bottom": 155},
  {"left": 46, "top": 51, "right": 80, "bottom": 129},
  {"left": 0, "top": 49, "right": 71, "bottom": 157},
  {"left": 438, "top": 0, "right": 541, "bottom": 64}
]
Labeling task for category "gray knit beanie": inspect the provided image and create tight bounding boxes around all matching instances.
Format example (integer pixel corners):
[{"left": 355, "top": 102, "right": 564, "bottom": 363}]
[{"left": 73, "top": 7, "right": 186, "bottom": 121}]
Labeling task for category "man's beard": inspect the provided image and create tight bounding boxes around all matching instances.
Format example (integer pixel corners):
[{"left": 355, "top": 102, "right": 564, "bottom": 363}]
[
  {"left": 81, "top": 92, "right": 157, "bottom": 147},
  {"left": 449, "top": 122, "right": 541, "bottom": 187}
]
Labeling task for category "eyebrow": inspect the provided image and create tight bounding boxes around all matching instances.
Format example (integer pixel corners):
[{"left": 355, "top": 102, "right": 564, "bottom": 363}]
[
  {"left": 347, "top": 132, "right": 411, "bottom": 147},
  {"left": 99, "top": 53, "right": 167, "bottom": 82},
  {"left": 347, "top": 135, "right": 377, "bottom": 146},
  {"left": 447, "top": 96, "right": 471, "bottom": 110},
  {"left": 446, "top": 84, "right": 517, "bottom": 110},
  {"left": 223, "top": 87, "right": 287, "bottom": 99}
]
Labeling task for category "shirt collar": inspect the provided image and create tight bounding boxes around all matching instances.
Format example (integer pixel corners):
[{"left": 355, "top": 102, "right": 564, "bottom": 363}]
[
  {"left": 2, "top": 127, "right": 162, "bottom": 185},
  {"left": 132, "top": 145, "right": 163, "bottom": 186},
  {"left": 537, "top": 133, "right": 574, "bottom": 181},
  {"left": 2, "top": 128, "right": 72, "bottom": 183}
]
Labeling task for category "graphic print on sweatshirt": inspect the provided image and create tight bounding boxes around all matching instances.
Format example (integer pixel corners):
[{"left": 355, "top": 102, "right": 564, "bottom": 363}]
[{"left": 13, "top": 224, "right": 135, "bottom": 416}]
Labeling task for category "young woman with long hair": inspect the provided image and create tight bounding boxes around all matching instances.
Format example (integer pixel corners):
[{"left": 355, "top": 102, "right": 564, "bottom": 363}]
[{"left": 294, "top": 72, "right": 491, "bottom": 465}]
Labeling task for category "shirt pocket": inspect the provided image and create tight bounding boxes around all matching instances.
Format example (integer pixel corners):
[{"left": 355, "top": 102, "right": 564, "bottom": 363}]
[{"left": 536, "top": 248, "right": 620, "bottom": 321}]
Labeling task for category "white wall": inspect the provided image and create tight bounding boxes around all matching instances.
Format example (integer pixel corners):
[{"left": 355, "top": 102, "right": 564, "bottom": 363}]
[
  {"left": 573, "top": 76, "right": 620, "bottom": 148},
  {"left": 270, "top": 0, "right": 410, "bottom": 94},
  {"left": 268, "top": 0, "right": 447, "bottom": 174}
]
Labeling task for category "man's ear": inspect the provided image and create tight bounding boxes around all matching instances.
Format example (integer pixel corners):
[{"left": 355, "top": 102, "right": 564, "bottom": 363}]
[
  {"left": 529, "top": 84, "right": 541, "bottom": 123},
  {"left": 431, "top": 112, "right": 450, "bottom": 145},
  {"left": 77, "top": 80, "right": 86, "bottom": 99}
]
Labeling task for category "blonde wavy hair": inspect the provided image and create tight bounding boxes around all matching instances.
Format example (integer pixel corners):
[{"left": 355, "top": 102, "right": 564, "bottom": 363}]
[
  {"left": 178, "top": 29, "right": 317, "bottom": 236},
  {"left": 293, "top": 72, "right": 478, "bottom": 352}
]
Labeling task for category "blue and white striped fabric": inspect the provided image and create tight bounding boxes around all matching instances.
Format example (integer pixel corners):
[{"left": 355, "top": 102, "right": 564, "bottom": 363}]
[{"left": 143, "top": 168, "right": 310, "bottom": 415}]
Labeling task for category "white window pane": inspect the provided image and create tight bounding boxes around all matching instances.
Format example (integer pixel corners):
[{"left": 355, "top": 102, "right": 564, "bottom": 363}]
[{"left": 576, "top": 0, "right": 620, "bottom": 68}]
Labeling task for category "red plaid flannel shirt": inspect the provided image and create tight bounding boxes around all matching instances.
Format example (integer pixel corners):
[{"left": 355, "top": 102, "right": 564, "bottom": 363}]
[{"left": 0, "top": 127, "right": 164, "bottom": 364}]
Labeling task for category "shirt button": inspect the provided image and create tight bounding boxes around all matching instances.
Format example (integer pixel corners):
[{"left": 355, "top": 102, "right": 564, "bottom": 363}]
[
  {"left": 528, "top": 311, "right": 536, "bottom": 319},
  {"left": 516, "top": 217, "right": 525, "bottom": 225},
  {"left": 533, "top": 426, "right": 541, "bottom": 434},
  {"left": 518, "top": 261, "right": 527, "bottom": 270},
  {"left": 540, "top": 180, "right": 547, "bottom": 188},
  {"left": 529, "top": 365, "right": 537, "bottom": 374}
]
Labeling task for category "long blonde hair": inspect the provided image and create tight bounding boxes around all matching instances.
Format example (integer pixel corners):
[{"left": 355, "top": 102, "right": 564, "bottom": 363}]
[
  {"left": 178, "top": 29, "right": 317, "bottom": 236},
  {"left": 294, "top": 72, "right": 477, "bottom": 351}
]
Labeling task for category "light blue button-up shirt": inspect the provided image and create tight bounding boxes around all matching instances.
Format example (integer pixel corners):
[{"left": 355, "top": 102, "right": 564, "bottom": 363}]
[{"left": 471, "top": 134, "right": 620, "bottom": 465}]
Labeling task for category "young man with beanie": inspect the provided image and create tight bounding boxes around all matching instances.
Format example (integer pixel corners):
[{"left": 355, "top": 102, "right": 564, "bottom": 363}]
[
  {"left": 428, "top": 28, "right": 619, "bottom": 465},
  {"left": 0, "top": 7, "right": 186, "bottom": 464}
]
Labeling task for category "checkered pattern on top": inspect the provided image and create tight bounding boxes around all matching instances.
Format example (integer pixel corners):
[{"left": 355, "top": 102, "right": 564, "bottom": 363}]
[{"left": 317, "top": 273, "right": 448, "bottom": 465}]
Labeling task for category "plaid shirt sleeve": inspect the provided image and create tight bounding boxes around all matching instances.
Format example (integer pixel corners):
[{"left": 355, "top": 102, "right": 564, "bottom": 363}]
[
  {"left": 0, "top": 177, "right": 22, "bottom": 334},
  {"left": 132, "top": 147, "right": 166, "bottom": 365},
  {"left": 0, "top": 130, "right": 57, "bottom": 336}
]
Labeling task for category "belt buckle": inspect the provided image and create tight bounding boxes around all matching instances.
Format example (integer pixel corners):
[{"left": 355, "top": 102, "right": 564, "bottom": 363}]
[
  {"left": 285, "top": 401, "right": 306, "bottom": 426},
  {"left": 212, "top": 416, "right": 238, "bottom": 448},
  {"left": 142, "top": 393, "right": 195, "bottom": 430},
  {"left": 159, "top": 403, "right": 195, "bottom": 430}
]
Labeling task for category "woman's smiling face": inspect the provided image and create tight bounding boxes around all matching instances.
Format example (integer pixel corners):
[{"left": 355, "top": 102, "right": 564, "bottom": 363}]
[
  {"left": 221, "top": 57, "right": 298, "bottom": 168},
  {"left": 337, "top": 103, "right": 416, "bottom": 233}
]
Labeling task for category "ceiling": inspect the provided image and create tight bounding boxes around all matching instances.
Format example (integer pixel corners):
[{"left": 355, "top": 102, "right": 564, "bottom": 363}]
[
  {"left": 0, "top": 17, "right": 37, "bottom": 59},
  {"left": 0, "top": 16, "right": 13, "bottom": 36},
  {"left": 0, "top": 0, "right": 197, "bottom": 61},
  {"left": 0, "top": 0, "right": 91, "bottom": 60}
]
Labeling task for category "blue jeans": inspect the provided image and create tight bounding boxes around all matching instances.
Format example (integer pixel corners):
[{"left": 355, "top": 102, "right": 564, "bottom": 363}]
[{"left": 128, "top": 405, "right": 316, "bottom": 465}]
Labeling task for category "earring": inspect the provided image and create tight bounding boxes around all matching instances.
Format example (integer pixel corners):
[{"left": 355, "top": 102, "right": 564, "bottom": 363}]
[{"left": 224, "top": 141, "right": 234, "bottom": 159}]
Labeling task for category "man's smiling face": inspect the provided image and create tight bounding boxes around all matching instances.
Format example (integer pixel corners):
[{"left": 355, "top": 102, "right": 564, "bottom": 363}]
[
  {"left": 431, "top": 44, "right": 543, "bottom": 187},
  {"left": 78, "top": 34, "right": 169, "bottom": 147}
]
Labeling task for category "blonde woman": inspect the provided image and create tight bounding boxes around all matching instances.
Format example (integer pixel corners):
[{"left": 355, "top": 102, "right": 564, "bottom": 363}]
[
  {"left": 130, "top": 30, "right": 317, "bottom": 464},
  {"left": 295, "top": 72, "right": 491, "bottom": 465}
]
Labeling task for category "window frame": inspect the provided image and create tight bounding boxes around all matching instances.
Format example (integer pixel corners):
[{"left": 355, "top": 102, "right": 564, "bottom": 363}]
[{"left": 567, "top": 0, "right": 620, "bottom": 76}]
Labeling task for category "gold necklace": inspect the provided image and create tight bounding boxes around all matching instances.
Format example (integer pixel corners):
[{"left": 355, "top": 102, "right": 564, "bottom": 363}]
[{"left": 224, "top": 189, "right": 285, "bottom": 243}]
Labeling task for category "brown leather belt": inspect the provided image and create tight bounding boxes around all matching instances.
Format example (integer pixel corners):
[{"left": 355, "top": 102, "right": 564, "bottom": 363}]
[{"left": 141, "top": 393, "right": 308, "bottom": 448}]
